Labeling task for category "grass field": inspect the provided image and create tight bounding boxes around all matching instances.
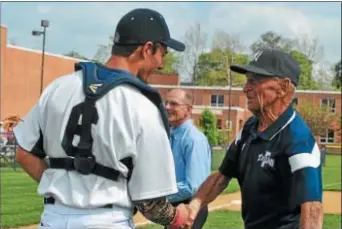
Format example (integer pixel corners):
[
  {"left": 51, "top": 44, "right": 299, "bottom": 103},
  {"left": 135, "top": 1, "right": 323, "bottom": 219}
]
[
  {"left": 139, "top": 210, "right": 342, "bottom": 229},
  {"left": 211, "top": 150, "right": 240, "bottom": 194},
  {"left": 0, "top": 153, "right": 341, "bottom": 228}
]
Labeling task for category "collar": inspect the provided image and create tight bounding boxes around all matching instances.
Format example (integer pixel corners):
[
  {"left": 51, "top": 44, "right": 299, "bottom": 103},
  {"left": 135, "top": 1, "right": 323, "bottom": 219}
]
[
  {"left": 250, "top": 106, "right": 296, "bottom": 141},
  {"left": 170, "top": 119, "right": 192, "bottom": 139},
  {"left": 98, "top": 65, "right": 137, "bottom": 81}
]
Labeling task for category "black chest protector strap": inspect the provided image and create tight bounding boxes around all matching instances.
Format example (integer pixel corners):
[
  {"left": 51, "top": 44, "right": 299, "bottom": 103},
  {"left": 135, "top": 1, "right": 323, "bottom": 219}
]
[{"left": 49, "top": 62, "right": 168, "bottom": 181}]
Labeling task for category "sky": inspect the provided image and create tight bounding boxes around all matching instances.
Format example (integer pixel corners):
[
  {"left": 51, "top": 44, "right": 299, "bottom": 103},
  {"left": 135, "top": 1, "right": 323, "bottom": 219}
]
[{"left": 1, "top": 1, "right": 341, "bottom": 78}]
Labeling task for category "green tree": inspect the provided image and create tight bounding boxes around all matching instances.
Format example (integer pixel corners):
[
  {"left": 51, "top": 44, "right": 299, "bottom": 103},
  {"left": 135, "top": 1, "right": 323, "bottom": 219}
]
[
  {"left": 250, "top": 31, "right": 294, "bottom": 54},
  {"left": 158, "top": 51, "right": 179, "bottom": 74},
  {"left": 92, "top": 36, "right": 113, "bottom": 64},
  {"left": 295, "top": 100, "right": 339, "bottom": 137},
  {"left": 332, "top": 60, "right": 341, "bottom": 89},
  {"left": 290, "top": 50, "right": 319, "bottom": 90},
  {"left": 212, "top": 31, "right": 247, "bottom": 87},
  {"left": 217, "top": 129, "right": 232, "bottom": 147},
  {"left": 92, "top": 36, "right": 181, "bottom": 70},
  {"left": 64, "top": 51, "right": 90, "bottom": 60},
  {"left": 293, "top": 34, "right": 324, "bottom": 63},
  {"left": 199, "top": 109, "right": 219, "bottom": 146},
  {"left": 178, "top": 23, "right": 207, "bottom": 82},
  {"left": 250, "top": 31, "right": 323, "bottom": 90},
  {"left": 196, "top": 48, "right": 248, "bottom": 86}
]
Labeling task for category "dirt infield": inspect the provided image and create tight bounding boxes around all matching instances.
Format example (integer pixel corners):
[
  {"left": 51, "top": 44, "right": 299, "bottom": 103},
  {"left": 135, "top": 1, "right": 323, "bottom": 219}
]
[
  {"left": 205, "top": 191, "right": 342, "bottom": 214},
  {"left": 14, "top": 191, "right": 341, "bottom": 229},
  {"left": 135, "top": 191, "right": 341, "bottom": 226}
]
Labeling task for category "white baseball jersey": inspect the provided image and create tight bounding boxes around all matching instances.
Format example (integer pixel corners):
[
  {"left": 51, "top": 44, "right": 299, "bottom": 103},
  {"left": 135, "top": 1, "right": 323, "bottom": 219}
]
[{"left": 13, "top": 70, "right": 177, "bottom": 211}]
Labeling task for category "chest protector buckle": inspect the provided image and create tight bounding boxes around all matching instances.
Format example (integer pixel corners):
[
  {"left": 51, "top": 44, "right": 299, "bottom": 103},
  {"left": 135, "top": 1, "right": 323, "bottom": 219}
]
[{"left": 74, "top": 154, "right": 96, "bottom": 175}]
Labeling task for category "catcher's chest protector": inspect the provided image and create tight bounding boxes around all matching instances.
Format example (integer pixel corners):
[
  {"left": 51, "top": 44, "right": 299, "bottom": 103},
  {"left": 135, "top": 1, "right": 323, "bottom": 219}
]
[{"left": 49, "top": 62, "right": 170, "bottom": 181}]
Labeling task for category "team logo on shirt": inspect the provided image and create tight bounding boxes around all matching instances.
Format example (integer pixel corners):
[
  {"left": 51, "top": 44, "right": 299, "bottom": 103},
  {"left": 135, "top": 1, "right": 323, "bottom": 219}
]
[{"left": 257, "top": 151, "right": 274, "bottom": 168}]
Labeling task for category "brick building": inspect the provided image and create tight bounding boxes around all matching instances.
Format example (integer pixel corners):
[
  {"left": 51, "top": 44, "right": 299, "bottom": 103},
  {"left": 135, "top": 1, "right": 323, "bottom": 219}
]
[
  {"left": 1, "top": 25, "right": 341, "bottom": 146},
  {"left": 156, "top": 85, "right": 341, "bottom": 146},
  {"left": 0, "top": 25, "right": 178, "bottom": 120}
]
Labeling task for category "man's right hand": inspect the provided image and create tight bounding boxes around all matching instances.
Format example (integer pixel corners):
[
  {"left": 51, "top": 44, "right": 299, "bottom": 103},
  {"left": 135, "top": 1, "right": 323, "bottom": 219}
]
[
  {"left": 177, "top": 203, "right": 190, "bottom": 221},
  {"left": 182, "top": 199, "right": 202, "bottom": 229}
]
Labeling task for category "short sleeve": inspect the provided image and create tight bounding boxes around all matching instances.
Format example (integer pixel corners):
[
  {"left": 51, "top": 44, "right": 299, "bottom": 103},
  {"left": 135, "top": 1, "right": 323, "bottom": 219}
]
[
  {"left": 13, "top": 103, "right": 45, "bottom": 159},
  {"left": 219, "top": 130, "right": 242, "bottom": 178},
  {"left": 128, "top": 108, "right": 177, "bottom": 201},
  {"left": 286, "top": 134, "right": 322, "bottom": 209}
]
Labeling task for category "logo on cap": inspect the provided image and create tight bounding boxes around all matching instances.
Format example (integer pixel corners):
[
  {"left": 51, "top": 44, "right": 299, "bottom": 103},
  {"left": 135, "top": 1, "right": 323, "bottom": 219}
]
[
  {"left": 253, "top": 51, "right": 263, "bottom": 62},
  {"left": 114, "top": 32, "right": 120, "bottom": 43}
]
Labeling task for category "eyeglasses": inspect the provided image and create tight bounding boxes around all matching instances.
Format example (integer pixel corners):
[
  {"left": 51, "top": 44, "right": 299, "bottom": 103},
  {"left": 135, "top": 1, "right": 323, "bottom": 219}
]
[{"left": 164, "top": 100, "right": 188, "bottom": 107}]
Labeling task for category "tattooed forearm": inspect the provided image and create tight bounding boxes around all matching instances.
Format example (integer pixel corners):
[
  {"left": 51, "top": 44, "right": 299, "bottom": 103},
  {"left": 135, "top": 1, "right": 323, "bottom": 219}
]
[
  {"left": 300, "top": 201, "right": 323, "bottom": 229},
  {"left": 133, "top": 197, "right": 176, "bottom": 226}
]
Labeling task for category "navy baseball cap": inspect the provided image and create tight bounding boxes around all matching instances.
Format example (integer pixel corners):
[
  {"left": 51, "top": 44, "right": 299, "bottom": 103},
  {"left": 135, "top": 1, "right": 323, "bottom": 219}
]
[
  {"left": 230, "top": 49, "right": 300, "bottom": 86},
  {"left": 113, "top": 8, "right": 185, "bottom": 52}
]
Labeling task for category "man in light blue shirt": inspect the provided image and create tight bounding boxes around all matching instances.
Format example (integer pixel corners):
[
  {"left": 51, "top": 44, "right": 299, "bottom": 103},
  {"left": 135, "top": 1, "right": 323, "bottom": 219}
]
[{"left": 165, "top": 89, "right": 211, "bottom": 229}]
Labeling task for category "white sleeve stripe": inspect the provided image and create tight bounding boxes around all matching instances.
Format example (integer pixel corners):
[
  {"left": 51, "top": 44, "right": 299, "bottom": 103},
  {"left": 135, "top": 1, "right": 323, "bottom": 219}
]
[{"left": 288, "top": 143, "right": 321, "bottom": 173}]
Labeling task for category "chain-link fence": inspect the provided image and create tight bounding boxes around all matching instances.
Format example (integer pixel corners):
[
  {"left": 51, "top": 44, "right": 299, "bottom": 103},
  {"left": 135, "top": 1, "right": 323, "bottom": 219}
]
[{"left": 0, "top": 131, "right": 18, "bottom": 170}]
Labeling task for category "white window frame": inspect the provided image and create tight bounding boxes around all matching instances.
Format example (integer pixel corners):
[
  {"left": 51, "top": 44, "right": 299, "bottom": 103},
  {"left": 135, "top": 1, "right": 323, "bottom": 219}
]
[
  {"left": 319, "top": 128, "right": 335, "bottom": 144},
  {"left": 211, "top": 94, "right": 224, "bottom": 107},
  {"left": 225, "top": 120, "right": 232, "bottom": 129},
  {"left": 320, "top": 98, "right": 336, "bottom": 113}
]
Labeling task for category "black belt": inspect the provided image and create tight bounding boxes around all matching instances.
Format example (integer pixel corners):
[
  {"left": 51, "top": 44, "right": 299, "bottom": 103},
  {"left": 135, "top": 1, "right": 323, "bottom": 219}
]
[{"left": 44, "top": 197, "right": 113, "bottom": 209}]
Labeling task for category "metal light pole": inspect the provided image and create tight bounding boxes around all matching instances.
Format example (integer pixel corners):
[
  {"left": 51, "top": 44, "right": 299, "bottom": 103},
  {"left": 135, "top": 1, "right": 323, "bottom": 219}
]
[
  {"left": 227, "top": 67, "right": 232, "bottom": 130},
  {"left": 32, "top": 20, "right": 49, "bottom": 95},
  {"left": 224, "top": 53, "right": 234, "bottom": 141},
  {"left": 225, "top": 54, "right": 233, "bottom": 129}
]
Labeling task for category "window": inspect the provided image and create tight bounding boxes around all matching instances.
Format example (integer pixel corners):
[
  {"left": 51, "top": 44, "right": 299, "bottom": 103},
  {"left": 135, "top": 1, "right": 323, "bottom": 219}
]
[
  {"left": 321, "top": 98, "right": 336, "bottom": 113},
  {"left": 292, "top": 97, "right": 298, "bottom": 106},
  {"left": 225, "top": 120, "right": 232, "bottom": 129},
  {"left": 211, "top": 95, "right": 224, "bottom": 107},
  {"left": 217, "top": 119, "right": 222, "bottom": 129},
  {"left": 320, "top": 129, "right": 335, "bottom": 143}
]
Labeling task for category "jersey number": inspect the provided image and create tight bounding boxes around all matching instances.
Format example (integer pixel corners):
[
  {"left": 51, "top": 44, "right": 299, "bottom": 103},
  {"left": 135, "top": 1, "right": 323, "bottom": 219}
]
[{"left": 61, "top": 102, "right": 99, "bottom": 157}]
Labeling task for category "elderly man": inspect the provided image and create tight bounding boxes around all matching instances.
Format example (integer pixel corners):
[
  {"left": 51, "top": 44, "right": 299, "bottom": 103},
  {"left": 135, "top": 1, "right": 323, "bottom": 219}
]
[
  {"left": 165, "top": 89, "right": 211, "bottom": 229},
  {"left": 184, "top": 49, "right": 323, "bottom": 229}
]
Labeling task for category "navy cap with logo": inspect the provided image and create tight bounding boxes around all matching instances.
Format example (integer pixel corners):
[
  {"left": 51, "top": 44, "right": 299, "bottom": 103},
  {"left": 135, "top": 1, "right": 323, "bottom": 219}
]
[
  {"left": 113, "top": 8, "right": 185, "bottom": 52},
  {"left": 230, "top": 49, "right": 301, "bottom": 86}
]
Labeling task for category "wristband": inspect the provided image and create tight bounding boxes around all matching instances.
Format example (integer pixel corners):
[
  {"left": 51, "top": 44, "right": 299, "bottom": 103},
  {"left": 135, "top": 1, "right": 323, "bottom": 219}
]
[{"left": 170, "top": 207, "right": 185, "bottom": 229}]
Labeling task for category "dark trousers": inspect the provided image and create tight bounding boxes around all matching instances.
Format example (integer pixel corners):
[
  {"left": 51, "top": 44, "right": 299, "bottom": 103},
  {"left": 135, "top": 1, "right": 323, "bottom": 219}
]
[{"left": 168, "top": 199, "right": 208, "bottom": 229}]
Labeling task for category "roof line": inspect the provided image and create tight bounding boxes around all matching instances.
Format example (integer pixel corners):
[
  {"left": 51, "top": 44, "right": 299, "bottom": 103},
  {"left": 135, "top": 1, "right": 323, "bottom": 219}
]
[
  {"left": 151, "top": 84, "right": 341, "bottom": 94},
  {"left": 7, "top": 44, "right": 87, "bottom": 62}
]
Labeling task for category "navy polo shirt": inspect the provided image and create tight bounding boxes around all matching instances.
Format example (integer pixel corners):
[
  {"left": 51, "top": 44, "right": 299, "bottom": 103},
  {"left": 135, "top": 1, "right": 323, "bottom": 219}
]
[{"left": 219, "top": 106, "right": 322, "bottom": 229}]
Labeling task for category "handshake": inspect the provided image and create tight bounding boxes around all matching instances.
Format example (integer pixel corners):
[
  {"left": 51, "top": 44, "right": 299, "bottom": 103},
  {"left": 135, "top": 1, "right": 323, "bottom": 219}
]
[{"left": 168, "top": 198, "right": 202, "bottom": 229}]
